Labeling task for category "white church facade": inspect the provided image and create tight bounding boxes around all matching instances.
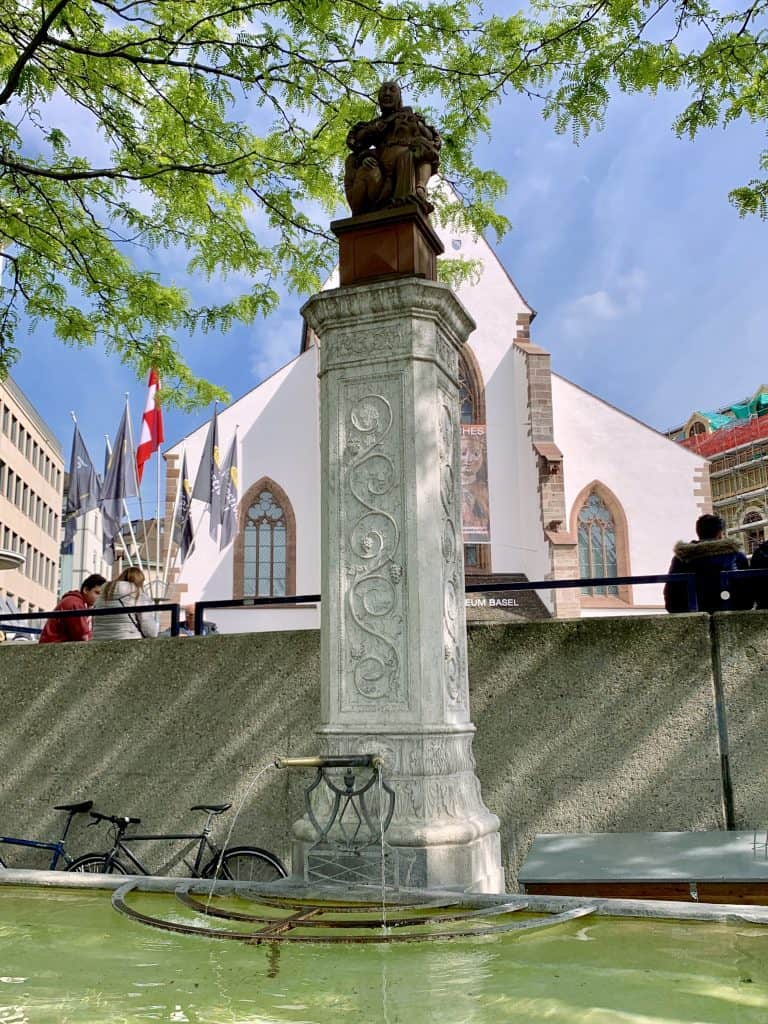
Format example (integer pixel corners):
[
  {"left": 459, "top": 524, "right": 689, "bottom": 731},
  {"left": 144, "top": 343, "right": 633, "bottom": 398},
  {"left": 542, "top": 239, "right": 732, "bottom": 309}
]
[{"left": 164, "top": 224, "right": 710, "bottom": 632}]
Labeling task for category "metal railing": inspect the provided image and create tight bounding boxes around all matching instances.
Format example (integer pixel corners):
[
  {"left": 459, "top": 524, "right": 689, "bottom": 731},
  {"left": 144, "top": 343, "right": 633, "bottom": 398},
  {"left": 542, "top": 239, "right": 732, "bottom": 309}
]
[
  {"left": 0, "top": 603, "right": 181, "bottom": 641},
  {"left": 193, "top": 593, "right": 320, "bottom": 636},
  {"left": 5, "top": 568, "right": 767, "bottom": 642},
  {"left": 465, "top": 572, "right": 699, "bottom": 607}
]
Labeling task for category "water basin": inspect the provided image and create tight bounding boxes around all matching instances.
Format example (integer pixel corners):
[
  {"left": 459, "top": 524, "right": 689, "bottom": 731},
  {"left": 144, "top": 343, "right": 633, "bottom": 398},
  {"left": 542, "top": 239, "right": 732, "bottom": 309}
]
[{"left": 1, "top": 879, "right": 767, "bottom": 1023}]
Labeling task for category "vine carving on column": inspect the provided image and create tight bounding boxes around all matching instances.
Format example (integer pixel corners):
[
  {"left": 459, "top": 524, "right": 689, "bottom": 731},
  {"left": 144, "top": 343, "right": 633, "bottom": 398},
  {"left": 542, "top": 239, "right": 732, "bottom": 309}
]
[
  {"left": 342, "top": 381, "right": 407, "bottom": 708},
  {"left": 438, "top": 390, "right": 466, "bottom": 708}
]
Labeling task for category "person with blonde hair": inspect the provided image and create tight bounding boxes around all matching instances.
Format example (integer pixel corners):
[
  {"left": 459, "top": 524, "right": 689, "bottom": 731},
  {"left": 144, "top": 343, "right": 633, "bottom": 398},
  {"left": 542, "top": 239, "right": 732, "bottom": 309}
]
[{"left": 91, "top": 566, "right": 160, "bottom": 641}]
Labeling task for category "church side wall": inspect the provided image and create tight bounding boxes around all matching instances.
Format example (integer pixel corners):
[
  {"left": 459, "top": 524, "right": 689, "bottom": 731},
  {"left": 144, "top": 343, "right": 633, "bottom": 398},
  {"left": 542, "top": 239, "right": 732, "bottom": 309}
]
[
  {"left": 446, "top": 238, "right": 551, "bottom": 593},
  {"left": 551, "top": 375, "right": 710, "bottom": 612},
  {"left": 1, "top": 611, "right": 760, "bottom": 889},
  {"left": 166, "top": 350, "right": 322, "bottom": 632},
  {"left": 451, "top": 233, "right": 529, "bottom": 385}
]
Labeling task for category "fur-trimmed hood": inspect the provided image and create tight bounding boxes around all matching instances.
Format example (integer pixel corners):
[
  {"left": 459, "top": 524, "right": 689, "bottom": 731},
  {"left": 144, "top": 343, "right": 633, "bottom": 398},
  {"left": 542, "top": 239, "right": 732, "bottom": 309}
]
[{"left": 673, "top": 537, "right": 743, "bottom": 561}]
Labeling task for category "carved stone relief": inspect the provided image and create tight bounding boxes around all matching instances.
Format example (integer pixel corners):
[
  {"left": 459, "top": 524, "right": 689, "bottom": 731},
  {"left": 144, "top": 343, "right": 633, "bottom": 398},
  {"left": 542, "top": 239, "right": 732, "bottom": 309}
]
[
  {"left": 323, "top": 327, "right": 408, "bottom": 370},
  {"left": 339, "top": 378, "right": 409, "bottom": 710},
  {"left": 437, "top": 387, "right": 467, "bottom": 709},
  {"left": 322, "top": 731, "right": 477, "bottom": 776}
]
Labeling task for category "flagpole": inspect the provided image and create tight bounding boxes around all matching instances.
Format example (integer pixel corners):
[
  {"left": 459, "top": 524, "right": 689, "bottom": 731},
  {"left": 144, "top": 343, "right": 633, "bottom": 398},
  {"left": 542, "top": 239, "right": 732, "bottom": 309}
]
[
  {"left": 162, "top": 451, "right": 184, "bottom": 589},
  {"left": 156, "top": 446, "right": 162, "bottom": 599},
  {"left": 104, "top": 433, "right": 136, "bottom": 570},
  {"left": 124, "top": 393, "right": 150, "bottom": 580},
  {"left": 68, "top": 411, "right": 87, "bottom": 589}
]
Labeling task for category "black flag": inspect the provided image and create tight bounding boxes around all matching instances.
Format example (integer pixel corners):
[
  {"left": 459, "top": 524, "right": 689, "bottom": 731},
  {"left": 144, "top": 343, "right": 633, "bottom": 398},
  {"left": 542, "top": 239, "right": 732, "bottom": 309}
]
[
  {"left": 191, "top": 407, "right": 222, "bottom": 541},
  {"left": 101, "top": 405, "right": 138, "bottom": 563},
  {"left": 63, "top": 426, "right": 101, "bottom": 545},
  {"left": 172, "top": 452, "right": 195, "bottom": 562},
  {"left": 218, "top": 435, "right": 239, "bottom": 551}
]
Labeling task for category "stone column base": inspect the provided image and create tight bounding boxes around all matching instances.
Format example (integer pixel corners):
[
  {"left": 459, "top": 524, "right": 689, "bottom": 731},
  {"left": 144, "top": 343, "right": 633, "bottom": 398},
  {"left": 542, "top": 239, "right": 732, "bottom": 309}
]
[
  {"left": 291, "top": 830, "right": 504, "bottom": 894},
  {"left": 290, "top": 727, "right": 505, "bottom": 894}
]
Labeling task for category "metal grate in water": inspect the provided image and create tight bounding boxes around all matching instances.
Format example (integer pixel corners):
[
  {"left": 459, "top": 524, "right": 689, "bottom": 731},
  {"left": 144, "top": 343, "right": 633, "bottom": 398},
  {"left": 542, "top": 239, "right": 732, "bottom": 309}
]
[{"left": 111, "top": 881, "right": 596, "bottom": 943}]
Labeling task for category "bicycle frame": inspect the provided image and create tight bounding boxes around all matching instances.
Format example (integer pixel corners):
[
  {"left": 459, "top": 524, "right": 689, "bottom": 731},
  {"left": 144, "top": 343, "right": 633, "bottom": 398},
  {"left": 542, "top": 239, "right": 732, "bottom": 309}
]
[
  {"left": 0, "top": 804, "right": 88, "bottom": 870},
  {"left": 0, "top": 835, "right": 72, "bottom": 871},
  {"left": 102, "top": 820, "right": 221, "bottom": 877}
]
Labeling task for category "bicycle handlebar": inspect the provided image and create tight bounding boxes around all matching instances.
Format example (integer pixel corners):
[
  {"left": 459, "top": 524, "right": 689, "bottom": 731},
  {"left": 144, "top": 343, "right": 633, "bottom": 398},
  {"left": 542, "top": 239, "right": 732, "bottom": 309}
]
[{"left": 89, "top": 811, "right": 141, "bottom": 827}]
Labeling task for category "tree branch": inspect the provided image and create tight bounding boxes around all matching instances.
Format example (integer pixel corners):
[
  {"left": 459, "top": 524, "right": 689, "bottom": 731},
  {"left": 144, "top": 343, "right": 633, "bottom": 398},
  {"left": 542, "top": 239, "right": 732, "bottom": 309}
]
[{"left": 0, "top": 0, "right": 73, "bottom": 105}]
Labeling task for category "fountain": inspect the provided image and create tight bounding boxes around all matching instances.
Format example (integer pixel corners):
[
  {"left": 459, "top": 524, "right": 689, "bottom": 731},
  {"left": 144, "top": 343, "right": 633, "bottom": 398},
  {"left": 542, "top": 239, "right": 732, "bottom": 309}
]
[
  {"left": 294, "top": 81, "right": 504, "bottom": 893},
  {"left": 3, "top": 86, "right": 768, "bottom": 1024}
]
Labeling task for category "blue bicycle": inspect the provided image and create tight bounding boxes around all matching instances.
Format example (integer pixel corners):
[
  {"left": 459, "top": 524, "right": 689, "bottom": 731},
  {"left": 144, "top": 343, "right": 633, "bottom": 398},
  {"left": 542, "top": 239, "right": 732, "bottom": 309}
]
[{"left": 0, "top": 800, "right": 93, "bottom": 869}]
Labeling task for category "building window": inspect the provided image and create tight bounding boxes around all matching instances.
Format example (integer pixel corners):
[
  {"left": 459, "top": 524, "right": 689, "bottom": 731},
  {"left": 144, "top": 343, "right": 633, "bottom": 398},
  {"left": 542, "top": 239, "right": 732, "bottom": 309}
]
[
  {"left": 458, "top": 346, "right": 491, "bottom": 574},
  {"left": 233, "top": 478, "right": 296, "bottom": 600},
  {"left": 572, "top": 482, "right": 632, "bottom": 604},
  {"left": 742, "top": 508, "right": 764, "bottom": 555},
  {"left": 578, "top": 493, "right": 618, "bottom": 594},
  {"left": 688, "top": 421, "right": 706, "bottom": 437}
]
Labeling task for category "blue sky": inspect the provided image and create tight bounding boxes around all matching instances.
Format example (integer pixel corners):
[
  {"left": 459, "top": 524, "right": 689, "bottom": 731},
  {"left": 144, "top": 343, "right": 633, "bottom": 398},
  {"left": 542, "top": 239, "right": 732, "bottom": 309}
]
[{"left": 8, "top": 76, "right": 767, "bottom": 511}]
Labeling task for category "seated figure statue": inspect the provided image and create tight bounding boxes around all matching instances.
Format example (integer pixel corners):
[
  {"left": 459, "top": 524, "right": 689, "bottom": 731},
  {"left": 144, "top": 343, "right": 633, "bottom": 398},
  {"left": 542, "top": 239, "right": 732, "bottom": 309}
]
[{"left": 344, "top": 81, "right": 441, "bottom": 216}]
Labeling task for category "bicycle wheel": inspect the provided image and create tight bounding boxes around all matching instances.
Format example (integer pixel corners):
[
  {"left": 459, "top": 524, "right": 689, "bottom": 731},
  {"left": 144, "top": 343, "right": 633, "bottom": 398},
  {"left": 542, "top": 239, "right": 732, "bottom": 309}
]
[
  {"left": 203, "top": 846, "right": 286, "bottom": 883},
  {"left": 66, "top": 853, "right": 129, "bottom": 874}
]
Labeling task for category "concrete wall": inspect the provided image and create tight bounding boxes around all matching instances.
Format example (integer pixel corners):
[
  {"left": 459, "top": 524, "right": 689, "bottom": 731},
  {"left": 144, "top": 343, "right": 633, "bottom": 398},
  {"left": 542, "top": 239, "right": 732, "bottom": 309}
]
[{"left": 1, "top": 611, "right": 765, "bottom": 886}]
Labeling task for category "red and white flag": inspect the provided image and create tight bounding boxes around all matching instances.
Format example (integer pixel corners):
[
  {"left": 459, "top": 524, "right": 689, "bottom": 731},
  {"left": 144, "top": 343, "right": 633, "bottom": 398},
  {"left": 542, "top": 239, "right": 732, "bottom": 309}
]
[{"left": 136, "top": 368, "right": 165, "bottom": 483}]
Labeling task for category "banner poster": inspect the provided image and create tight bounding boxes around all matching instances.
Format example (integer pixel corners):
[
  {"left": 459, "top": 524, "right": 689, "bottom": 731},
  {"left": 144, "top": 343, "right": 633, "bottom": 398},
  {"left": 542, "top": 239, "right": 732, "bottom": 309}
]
[{"left": 460, "top": 424, "right": 491, "bottom": 543}]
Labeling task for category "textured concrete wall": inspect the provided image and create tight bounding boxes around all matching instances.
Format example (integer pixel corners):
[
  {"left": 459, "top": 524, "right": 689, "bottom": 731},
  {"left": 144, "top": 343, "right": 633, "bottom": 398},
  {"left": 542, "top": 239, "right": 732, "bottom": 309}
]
[
  {"left": 467, "top": 615, "right": 724, "bottom": 884},
  {"left": 0, "top": 632, "right": 319, "bottom": 872},
  {"left": 712, "top": 610, "right": 768, "bottom": 829},
  {"left": 0, "top": 613, "right": 749, "bottom": 887}
]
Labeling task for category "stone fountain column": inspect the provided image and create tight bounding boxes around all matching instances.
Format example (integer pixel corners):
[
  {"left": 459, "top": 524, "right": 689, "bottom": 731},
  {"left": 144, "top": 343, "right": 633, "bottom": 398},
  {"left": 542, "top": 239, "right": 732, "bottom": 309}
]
[{"left": 299, "top": 205, "right": 504, "bottom": 893}]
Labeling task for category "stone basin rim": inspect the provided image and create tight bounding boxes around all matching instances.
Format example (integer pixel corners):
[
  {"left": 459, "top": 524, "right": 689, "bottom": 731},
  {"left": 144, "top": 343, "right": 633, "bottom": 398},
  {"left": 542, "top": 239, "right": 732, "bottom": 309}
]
[{"left": 2, "top": 867, "right": 768, "bottom": 926}]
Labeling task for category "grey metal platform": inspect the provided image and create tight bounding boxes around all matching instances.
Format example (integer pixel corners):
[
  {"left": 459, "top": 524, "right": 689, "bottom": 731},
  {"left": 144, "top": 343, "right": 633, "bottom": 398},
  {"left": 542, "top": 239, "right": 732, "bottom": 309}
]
[{"left": 519, "top": 831, "right": 768, "bottom": 904}]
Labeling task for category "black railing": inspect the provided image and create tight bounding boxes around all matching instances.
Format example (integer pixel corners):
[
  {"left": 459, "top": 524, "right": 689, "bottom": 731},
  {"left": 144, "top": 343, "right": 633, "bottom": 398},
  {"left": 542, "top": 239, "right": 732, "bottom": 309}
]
[
  {"left": 0, "top": 603, "right": 181, "bottom": 640},
  {"left": 5, "top": 568, "right": 767, "bottom": 642},
  {"left": 465, "top": 572, "right": 700, "bottom": 608},
  {"left": 193, "top": 593, "right": 320, "bottom": 636}
]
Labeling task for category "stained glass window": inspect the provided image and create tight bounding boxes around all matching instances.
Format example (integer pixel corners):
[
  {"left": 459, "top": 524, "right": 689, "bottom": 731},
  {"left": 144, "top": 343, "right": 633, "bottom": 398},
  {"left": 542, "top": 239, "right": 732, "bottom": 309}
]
[
  {"left": 243, "top": 490, "right": 287, "bottom": 597},
  {"left": 578, "top": 493, "right": 619, "bottom": 596},
  {"left": 458, "top": 362, "right": 475, "bottom": 424}
]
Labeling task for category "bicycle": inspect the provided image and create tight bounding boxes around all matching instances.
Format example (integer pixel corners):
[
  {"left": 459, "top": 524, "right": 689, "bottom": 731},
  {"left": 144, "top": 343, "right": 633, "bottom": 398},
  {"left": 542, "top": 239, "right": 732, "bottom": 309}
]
[
  {"left": 67, "top": 802, "right": 287, "bottom": 882},
  {"left": 0, "top": 800, "right": 94, "bottom": 869}
]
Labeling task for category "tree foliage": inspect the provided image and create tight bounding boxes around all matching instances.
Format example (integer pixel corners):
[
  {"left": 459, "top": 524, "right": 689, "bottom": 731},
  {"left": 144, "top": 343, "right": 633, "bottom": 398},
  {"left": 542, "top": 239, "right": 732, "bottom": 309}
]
[
  {"left": 0, "top": 0, "right": 765, "bottom": 406},
  {"left": 0, "top": 0, "right": 509, "bottom": 406},
  {"left": 489, "top": 0, "right": 768, "bottom": 217}
]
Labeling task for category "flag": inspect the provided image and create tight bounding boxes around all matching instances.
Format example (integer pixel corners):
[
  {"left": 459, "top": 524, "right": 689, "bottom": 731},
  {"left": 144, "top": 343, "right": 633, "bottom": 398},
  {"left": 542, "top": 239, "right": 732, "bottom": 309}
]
[
  {"left": 136, "top": 369, "right": 164, "bottom": 483},
  {"left": 63, "top": 426, "right": 101, "bottom": 545},
  {"left": 172, "top": 452, "right": 195, "bottom": 562},
  {"left": 101, "top": 404, "right": 139, "bottom": 563},
  {"left": 191, "top": 407, "right": 222, "bottom": 540},
  {"left": 219, "top": 435, "right": 239, "bottom": 550}
]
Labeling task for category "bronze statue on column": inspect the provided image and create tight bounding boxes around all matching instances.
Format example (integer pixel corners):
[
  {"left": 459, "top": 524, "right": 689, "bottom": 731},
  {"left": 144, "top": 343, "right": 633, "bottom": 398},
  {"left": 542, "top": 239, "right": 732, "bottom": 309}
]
[{"left": 344, "top": 82, "right": 441, "bottom": 216}]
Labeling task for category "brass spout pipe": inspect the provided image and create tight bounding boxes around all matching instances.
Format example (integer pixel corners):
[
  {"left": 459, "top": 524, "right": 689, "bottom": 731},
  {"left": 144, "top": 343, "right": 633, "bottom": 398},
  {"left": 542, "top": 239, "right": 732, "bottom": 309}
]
[{"left": 274, "top": 755, "right": 384, "bottom": 770}]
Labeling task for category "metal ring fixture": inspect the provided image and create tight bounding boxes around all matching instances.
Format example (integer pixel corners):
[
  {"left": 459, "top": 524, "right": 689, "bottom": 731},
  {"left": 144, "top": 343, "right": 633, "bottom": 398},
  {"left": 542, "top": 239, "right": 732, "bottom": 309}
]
[{"left": 111, "top": 881, "right": 596, "bottom": 944}]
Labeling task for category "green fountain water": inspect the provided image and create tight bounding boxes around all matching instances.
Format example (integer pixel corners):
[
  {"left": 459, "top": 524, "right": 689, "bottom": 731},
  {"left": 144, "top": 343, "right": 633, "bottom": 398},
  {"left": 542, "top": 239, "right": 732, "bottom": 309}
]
[{"left": 1, "top": 887, "right": 767, "bottom": 1023}]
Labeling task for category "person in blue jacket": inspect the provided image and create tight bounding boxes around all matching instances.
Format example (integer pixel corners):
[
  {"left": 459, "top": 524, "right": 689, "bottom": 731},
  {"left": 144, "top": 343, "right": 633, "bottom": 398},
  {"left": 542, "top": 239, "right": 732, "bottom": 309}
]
[
  {"left": 664, "top": 514, "right": 752, "bottom": 613},
  {"left": 750, "top": 539, "right": 768, "bottom": 609}
]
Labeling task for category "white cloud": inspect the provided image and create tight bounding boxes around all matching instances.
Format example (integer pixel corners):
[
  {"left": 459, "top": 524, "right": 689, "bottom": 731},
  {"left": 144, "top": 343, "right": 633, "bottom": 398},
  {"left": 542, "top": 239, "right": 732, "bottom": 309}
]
[{"left": 560, "top": 269, "right": 647, "bottom": 338}]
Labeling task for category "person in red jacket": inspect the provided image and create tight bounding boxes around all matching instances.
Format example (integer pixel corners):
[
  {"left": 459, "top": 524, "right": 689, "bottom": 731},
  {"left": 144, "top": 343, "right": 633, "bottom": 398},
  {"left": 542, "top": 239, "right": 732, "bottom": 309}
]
[{"left": 38, "top": 574, "right": 106, "bottom": 643}]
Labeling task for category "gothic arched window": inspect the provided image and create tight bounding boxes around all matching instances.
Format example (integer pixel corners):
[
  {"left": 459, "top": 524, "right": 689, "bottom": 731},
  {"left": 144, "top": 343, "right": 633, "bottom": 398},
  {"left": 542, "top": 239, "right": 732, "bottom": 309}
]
[
  {"left": 578, "top": 493, "right": 618, "bottom": 595},
  {"left": 233, "top": 478, "right": 296, "bottom": 599},
  {"left": 571, "top": 482, "right": 632, "bottom": 603},
  {"left": 458, "top": 346, "right": 490, "bottom": 573},
  {"left": 742, "top": 508, "right": 765, "bottom": 556}
]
